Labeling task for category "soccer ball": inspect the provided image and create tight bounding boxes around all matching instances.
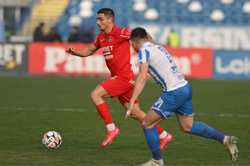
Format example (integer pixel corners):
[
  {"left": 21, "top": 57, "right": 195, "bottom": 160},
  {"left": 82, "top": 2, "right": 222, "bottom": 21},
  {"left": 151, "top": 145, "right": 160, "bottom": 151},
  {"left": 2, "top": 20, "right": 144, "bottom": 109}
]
[{"left": 42, "top": 131, "right": 62, "bottom": 149}]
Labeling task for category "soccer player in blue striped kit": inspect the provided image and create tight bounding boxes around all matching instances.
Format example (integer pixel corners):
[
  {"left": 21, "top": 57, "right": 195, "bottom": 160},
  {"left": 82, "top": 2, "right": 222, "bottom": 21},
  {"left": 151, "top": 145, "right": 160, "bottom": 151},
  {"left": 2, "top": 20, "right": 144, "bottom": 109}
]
[{"left": 126, "top": 27, "right": 239, "bottom": 166}]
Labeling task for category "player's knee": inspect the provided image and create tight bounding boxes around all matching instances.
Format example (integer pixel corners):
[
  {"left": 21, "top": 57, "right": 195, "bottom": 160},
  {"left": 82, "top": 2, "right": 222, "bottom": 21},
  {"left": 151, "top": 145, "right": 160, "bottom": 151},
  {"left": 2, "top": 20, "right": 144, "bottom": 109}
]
[
  {"left": 90, "top": 90, "right": 99, "bottom": 101},
  {"left": 141, "top": 121, "right": 148, "bottom": 128},
  {"left": 141, "top": 120, "right": 152, "bottom": 129},
  {"left": 90, "top": 91, "right": 95, "bottom": 100}
]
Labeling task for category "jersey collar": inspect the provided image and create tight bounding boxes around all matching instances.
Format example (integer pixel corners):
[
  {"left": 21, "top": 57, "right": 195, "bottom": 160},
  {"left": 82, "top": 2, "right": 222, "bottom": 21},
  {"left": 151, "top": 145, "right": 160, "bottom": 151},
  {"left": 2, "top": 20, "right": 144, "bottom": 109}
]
[
  {"left": 110, "top": 25, "right": 119, "bottom": 34},
  {"left": 102, "top": 25, "right": 119, "bottom": 35}
]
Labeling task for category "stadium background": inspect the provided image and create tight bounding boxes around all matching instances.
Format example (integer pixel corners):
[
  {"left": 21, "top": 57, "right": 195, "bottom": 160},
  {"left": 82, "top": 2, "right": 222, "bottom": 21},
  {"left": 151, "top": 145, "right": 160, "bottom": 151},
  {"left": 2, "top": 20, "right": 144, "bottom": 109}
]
[{"left": 0, "top": 0, "right": 249, "bottom": 165}]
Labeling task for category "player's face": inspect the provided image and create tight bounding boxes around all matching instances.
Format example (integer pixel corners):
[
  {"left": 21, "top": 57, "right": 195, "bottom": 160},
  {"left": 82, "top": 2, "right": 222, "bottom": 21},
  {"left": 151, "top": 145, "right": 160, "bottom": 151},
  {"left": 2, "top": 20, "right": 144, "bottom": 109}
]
[{"left": 96, "top": 14, "right": 113, "bottom": 31}]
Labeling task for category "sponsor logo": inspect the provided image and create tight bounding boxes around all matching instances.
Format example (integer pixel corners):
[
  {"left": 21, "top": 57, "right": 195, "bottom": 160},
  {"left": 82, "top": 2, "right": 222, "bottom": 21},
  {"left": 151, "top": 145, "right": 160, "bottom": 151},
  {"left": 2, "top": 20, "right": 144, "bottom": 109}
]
[
  {"left": 131, "top": 24, "right": 250, "bottom": 50},
  {"left": 0, "top": 43, "right": 26, "bottom": 70},
  {"left": 29, "top": 44, "right": 111, "bottom": 75},
  {"left": 29, "top": 43, "right": 212, "bottom": 79},
  {"left": 216, "top": 57, "right": 250, "bottom": 74},
  {"left": 43, "top": 46, "right": 109, "bottom": 74},
  {"left": 103, "top": 46, "right": 113, "bottom": 60}
]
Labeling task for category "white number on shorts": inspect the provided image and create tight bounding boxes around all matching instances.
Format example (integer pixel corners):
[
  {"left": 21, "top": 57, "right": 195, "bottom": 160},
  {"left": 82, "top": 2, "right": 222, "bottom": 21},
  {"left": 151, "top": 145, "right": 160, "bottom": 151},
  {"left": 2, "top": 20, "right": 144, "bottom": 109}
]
[{"left": 154, "top": 97, "right": 164, "bottom": 109}]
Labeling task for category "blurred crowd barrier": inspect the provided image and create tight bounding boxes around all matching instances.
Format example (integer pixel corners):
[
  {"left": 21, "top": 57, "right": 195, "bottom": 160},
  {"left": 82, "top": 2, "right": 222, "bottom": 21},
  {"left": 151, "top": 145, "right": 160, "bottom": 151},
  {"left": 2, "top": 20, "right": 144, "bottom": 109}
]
[
  {"left": 132, "top": 24, "right": 250, "bottom": 51},
  {"left": 0, "top": 42, "right": 249, "bottom": 80}
]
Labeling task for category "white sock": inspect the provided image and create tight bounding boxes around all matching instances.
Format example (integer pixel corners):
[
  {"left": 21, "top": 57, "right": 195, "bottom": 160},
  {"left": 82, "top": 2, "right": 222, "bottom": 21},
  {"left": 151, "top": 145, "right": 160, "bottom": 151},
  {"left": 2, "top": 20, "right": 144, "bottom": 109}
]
[
  {"left": 106, "top": 123, "right": 116, "bottom": 132},
  {"left": 159, "top": 131, "right": 168, "bottom": 139},
  {"left": 223, "top": 135, "right": 229, "bottom": 144}
]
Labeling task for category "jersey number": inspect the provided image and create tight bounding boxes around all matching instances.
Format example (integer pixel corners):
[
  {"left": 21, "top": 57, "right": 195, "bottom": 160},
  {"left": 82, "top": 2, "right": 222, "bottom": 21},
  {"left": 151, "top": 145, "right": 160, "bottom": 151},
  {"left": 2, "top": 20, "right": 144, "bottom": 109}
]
[
  {"left": 153, "top": 97, "right": 164, "bottom": 110},
  {"left": 157, "top": 46, "right": 179, "bottom": 74}
]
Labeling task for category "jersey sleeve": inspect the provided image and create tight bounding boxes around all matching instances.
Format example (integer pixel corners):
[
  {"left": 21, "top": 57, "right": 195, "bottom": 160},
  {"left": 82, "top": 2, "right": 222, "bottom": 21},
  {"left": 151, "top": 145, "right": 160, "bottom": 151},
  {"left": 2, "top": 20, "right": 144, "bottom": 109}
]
[
  {"left": 93, "top": 34, "right": 100, "bottom": 48},
  {"left": 120, "top": 27, "right": 131, "bottom": 39},
  {"left": 138, "top": 48, "right": 150, "bottom": 64}
]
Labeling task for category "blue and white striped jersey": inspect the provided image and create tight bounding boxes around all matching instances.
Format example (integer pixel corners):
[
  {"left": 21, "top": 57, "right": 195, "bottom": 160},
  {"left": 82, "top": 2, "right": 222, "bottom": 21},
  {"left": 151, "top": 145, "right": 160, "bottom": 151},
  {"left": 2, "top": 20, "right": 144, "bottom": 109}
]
[{"left": 138, "top": 42, "right": 187, "bottom": 91}]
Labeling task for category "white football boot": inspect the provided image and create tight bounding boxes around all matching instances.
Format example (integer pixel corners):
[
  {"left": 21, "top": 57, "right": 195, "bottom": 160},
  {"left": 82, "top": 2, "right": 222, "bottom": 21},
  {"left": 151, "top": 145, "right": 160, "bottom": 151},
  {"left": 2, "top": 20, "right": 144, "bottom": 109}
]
[
  {"left": 139, "top": 159, "right": 165, "bottom": 166},
  {"left": 224, "top": 136, "right": 239, "bottom": 161}
]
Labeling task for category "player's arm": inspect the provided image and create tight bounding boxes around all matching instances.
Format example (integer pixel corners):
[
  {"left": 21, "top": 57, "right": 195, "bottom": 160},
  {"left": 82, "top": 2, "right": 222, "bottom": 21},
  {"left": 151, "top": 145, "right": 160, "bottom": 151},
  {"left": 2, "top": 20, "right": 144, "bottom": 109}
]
[
  {"left": 130, "top": 63, "right": 149, "bottom": 104},
  {"left": 125, "top": 63, "right": 149, "bottom": 119},
  {"left": 66, "top": 43, "right": 98, "bottom": 57}
]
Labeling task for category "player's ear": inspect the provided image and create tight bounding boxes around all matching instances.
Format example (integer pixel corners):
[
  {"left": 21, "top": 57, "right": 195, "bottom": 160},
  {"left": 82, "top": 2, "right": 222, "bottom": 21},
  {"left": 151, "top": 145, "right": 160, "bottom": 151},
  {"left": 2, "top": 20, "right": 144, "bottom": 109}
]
[{"left": 110, "top": 16, "right": 114, "bottom": 23}]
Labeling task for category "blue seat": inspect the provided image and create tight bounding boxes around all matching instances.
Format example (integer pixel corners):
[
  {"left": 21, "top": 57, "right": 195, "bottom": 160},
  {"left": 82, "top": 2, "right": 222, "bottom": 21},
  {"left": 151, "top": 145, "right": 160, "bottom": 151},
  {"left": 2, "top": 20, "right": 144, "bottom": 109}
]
[{"left": 55, "top": 0, "right": 250, "bottom": 40}]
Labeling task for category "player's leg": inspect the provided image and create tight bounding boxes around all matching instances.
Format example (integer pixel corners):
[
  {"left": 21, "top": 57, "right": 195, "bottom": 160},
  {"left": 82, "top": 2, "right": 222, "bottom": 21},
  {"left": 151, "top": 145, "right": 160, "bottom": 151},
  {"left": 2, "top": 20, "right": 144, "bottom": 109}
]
[
  {"left": 176, "top": 114, "right": 239, "bottom": 160},
  {"left": 140, "top": 110, "right": 165, "bottom": 166},
  {"left": 90, "top": 80, "right": 120, "bottom": 147},
  {"left": 139, "top": 91, "right": 176, "bottom": 165},
  {"left": 176, "top": 115, "right": 225, "bottom": 142},
  {"left": 90, "top": 85, "right": 115, "bottom": 130},
  {"left": 176, "top": 84, "right": 238, "bottom": 160},
  {"left": 119, "top": 90, "right": 173, "bottom": 150},
  {"left": 175, "top": 84, "right": 225, "bottom": 143}
]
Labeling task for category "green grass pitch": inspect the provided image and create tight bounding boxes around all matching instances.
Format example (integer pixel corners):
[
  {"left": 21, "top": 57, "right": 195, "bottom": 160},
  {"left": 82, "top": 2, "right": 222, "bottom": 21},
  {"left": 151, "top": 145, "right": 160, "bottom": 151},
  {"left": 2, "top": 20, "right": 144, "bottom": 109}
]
[{"left": 0, "top": 76, "right": 249, "bottom": 166}]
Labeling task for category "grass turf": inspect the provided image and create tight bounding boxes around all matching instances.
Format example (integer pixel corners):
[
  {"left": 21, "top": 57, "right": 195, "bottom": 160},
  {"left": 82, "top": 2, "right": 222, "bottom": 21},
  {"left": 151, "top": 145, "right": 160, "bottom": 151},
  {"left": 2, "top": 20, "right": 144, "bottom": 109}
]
[{"left": 0, "top": 76, "right": 249, "bottom": 166}]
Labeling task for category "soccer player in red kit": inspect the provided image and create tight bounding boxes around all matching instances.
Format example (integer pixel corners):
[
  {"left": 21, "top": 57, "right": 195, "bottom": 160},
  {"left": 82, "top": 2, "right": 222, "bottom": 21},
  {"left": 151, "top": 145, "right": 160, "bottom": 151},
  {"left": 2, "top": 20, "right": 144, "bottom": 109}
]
[{"left": 66, "top": 8, "right": 172, "bottom": 148}]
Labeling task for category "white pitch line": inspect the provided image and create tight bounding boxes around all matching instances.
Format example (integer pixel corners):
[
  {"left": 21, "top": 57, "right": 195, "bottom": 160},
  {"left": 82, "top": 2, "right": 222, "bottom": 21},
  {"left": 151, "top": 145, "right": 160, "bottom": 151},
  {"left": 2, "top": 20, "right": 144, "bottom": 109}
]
[
  {"left": 0, "top": 106, "right": 250, "bottom": 118},
  {"left": 196, "top": 112, "right": 250, "bottom": 118},
  {"left": 0, "top": 106, "right": 87, "bottom": 112}
]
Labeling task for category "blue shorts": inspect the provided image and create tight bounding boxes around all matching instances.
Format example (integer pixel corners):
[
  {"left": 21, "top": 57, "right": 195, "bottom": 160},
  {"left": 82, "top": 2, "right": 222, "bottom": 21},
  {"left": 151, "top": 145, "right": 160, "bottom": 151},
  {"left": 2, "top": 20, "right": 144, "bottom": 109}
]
[{"left": 151, "top": 83, "right": 193, "bottom": 119}]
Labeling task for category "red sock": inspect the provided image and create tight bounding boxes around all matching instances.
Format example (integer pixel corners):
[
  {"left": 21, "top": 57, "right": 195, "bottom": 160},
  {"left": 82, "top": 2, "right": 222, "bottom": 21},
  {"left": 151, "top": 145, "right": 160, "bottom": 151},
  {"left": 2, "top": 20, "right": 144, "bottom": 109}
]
[
  {"left": 96, "top": 103, "right": 113, "bottom": 124},
  {"left": 155, "top": 124, "right": 164, "bottom": 135}
]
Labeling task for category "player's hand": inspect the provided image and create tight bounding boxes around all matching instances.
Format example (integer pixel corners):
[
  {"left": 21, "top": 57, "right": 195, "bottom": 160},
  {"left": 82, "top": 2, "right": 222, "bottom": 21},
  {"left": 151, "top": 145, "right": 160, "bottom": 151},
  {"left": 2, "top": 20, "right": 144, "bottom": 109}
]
[
  {"left": 125, "top": 101, "right": 135, "bottom": 120},
  {"left": 125, "top": 109, "right": 131, "bottom": 120},
  {"left": 66, "top": 47, "right": 78, "bottom": 56}
]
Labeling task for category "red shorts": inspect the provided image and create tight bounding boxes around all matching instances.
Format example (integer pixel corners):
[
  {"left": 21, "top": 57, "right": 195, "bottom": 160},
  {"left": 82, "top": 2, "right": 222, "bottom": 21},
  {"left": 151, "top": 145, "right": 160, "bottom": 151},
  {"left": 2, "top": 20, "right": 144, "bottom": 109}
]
[{"left": 100, "top": 76, "right": 136, "bottom": 105}]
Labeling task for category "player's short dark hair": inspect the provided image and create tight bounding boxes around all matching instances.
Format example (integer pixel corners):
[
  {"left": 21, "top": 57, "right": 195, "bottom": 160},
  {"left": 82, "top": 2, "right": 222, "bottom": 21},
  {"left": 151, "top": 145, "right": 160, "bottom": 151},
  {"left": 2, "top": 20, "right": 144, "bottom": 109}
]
[
  {"left": 131, "top": 27, "right": 148, "bottom": 41},
  {"left": 97, "top": 8, "right": 115, "bottom": 18}
]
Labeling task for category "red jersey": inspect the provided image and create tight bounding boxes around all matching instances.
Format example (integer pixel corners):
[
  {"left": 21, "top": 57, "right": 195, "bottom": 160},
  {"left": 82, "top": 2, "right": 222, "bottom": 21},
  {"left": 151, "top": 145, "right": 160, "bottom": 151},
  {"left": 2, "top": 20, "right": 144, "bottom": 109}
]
[{"left": 94, "top": 25, "right": 134, "bottom": 80}]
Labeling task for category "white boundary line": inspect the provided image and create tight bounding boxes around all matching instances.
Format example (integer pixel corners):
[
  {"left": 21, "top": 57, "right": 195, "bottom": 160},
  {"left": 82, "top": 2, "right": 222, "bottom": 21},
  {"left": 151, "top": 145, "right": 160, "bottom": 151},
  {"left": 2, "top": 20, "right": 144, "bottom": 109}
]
[
  {"left": 0, "top": 106, "right": 249, "bottom": 118},
  {"left": 0, "top": 106, "right": 86, "bottom": 112}
]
